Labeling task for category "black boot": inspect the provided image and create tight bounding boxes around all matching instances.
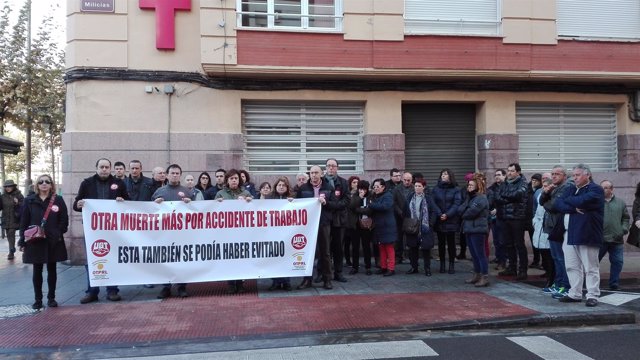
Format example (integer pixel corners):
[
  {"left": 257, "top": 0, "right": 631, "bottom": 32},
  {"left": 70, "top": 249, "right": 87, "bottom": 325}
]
[
  {"left": 448, "top": 262, "right": 455, "bottom": 274},
  {"left": 439, "top": 262, "right": 446, "bottom": 273}
]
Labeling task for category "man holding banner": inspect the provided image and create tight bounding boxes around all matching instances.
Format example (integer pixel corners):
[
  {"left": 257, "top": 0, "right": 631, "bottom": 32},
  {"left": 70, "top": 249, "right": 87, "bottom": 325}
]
[
  {"left": 152, "top": 164, "right": 194, "bottom": 299},
  {"left": 296, "top": 165, "right": 335, "bottom": 290},
  {"left": 73, "top": 158, "right": 129, "bottom": 304}
]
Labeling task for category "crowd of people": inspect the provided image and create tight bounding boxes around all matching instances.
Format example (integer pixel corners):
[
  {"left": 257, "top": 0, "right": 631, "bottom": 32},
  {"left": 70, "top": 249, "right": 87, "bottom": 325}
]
[{"left": 2, "top": 157, "right": 638, "bottom": 310}]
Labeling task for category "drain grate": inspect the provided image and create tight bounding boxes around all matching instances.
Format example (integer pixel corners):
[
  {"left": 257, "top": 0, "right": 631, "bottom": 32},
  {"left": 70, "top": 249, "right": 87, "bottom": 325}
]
[{"left": 0, "top": 304, "right": 38, "bottom": 319}]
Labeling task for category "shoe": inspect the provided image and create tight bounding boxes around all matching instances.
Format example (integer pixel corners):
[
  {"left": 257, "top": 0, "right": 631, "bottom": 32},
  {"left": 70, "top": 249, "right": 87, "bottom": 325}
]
[
  {"left": 494, "top": 263, "right": 506, "bottom": 271},
  {"left": 157, "top": 287, "right": 171, "bottom": 299},
  {"left": 323, "top": 280, "right": 333, "bottom": 290},
  {"left": 32, "top": 300, "right": 43, "bottom": 310},
  {"left": 585, "top": 298, "right": 598, "bottom": 307},
  {"left": 383, "top": 270, "right": 395, "bottom": 277},
  {"left": 7, "top": 252, "right": 14, "bottom": 260},
  {"left": 489, "top": 258, "right": 499, "bottom": 264},
  {"left": 349, "top": 268, "right": 359, "bottom": 275},
  {"left": 334, "top": 274, "right": 348, "bottom": 283},
  {"left": 107, "top": 293, "right": 122, "bottom": 301},
  {"left": 448, "top": 263, "right": 455, "bottom": 274},
  {"left": 79, "top": 293, "right": 99, "bottom": 304},
  {"left": 365, "top": 269, "right": 372, "bottom": 276},
  {"left": 465, "top": 273, "right": 481, "bottom": 284},
  {"left": 297, "top": 279, "right": 312, "bottom": 290},
  {"left": 456, "top": 254, "right": 466, "bottom": 260},
  {"left": 475, "top": 275, "right": 490, "bottom": 287},
  {"left": 498, "top": 268, "right": 517, "bottom": 276},
  {"left": 542, "top": 285, "right": 557, "bottom": 293},
  {"left": 528, "top": 262, "right": 540, "bottom": 269},
  {"left": 609, "top": 285, "right": 619, "bottom": 291},
  {"left": 425, "top": 268, "right": 432, "bottom": 276},
  {"left": 236, "top": 283, "right": 246, "bottom": 293},
  {"left": 559, "top": 295, "right": 582, "bottom": 303},
  {"left": 313, "top": 274, "right": 323, "bottom": 284},
  {"left": 551, "top": 287, "right": 568, "bottom": 299},
  {"left": 515, "top": 272, "right": 528, "bottom": 281},
  {"left": 47, "top": 299, "right": 58, "bottom": 307},
  {"left": 406, "top": 268, "right": 419, "bottom": 275},
  {"left": 375, "top": 269, "right": 387, "bottom": 275},
  {"left": 283, "top": 283, "right": 292, "bottom": 291},
  {"left": 439, "top": 263, "right": 446, "bottom": 273},
  {"left": 178, "top": 288, "right": 189, "bottom": 298}
]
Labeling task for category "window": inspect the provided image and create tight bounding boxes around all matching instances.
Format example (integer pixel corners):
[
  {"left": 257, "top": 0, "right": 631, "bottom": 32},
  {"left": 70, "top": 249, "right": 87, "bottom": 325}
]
[
  {"left": 237, "top": 0, "right": 342, "bottom": 31},
  {"left": 557, "top": 0, "right": 640, "bottom": 40},
  {"left": 404, "top": 0, "right": 500, "bottom": 36},
  {"left": 242, "top": 101, "right": 364, "bottom": 174},
  {"left": 516, "top": 104, "right": 618, "bottom": 172}
]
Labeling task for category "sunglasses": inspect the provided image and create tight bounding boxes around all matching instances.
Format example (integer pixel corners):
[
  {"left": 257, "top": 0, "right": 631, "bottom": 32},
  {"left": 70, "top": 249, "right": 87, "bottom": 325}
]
[{"left": 38, "top": 180, "right": 52, "bottom": 185}]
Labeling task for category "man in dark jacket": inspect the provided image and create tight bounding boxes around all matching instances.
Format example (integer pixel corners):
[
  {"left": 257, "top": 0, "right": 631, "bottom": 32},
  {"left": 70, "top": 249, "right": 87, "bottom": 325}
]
[
  {"left": 598, "top": 180, "right": 629, "bottom": 291},
  {"left": 553, "top": 163, "right": 604, "bottom": 307},
  {"left": 393, "top": 172, "right": 414, "bottom": 263},
  {"left": 297, "top": 165, "right": 336, "bottom": 290},
  {"left": 487, "top": 169, "right": 506, "bottom": 269},
  {"left": 123, "top": 160, "right": 153, "bottom": 201},
  {"left": 323, "top": 158, "right": 350, "bottom": 283},
  {"left": 494, "top": 163, "right": 529, "bottom": 280},
  {"left": 1, "top": 180, "right": 24, "bottom": 260},
  {"left": 73, "top": 158, "right": 129, "bottom": 304}
]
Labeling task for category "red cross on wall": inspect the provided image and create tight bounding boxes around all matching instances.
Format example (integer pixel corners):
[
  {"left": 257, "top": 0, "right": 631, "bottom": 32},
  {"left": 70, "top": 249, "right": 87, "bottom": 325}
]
[{"left": 139, "top": 0, "right": 191, "bottom": 50}]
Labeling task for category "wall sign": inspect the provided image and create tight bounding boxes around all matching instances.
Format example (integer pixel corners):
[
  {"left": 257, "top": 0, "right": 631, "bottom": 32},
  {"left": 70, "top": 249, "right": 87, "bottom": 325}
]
[
  {"left": 139, "top": 0, "right": 191, "bottom": 50},
  {"left": 80, "top": 0, "right": 115, "bottom": 13}
]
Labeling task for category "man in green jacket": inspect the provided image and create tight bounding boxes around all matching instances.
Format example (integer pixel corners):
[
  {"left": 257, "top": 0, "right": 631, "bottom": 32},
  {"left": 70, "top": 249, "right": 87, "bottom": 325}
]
[{"left": 598, "top": 180, "right": 630, "bottom": 291}]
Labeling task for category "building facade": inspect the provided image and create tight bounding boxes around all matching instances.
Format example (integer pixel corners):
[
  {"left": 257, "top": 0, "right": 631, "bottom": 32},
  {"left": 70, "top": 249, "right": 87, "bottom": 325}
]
[{"left": 63, "top": 0, "right": 640, "bottom": 262}]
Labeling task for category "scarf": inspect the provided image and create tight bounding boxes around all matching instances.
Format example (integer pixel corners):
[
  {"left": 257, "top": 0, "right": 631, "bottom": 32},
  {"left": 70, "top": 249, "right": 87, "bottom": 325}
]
[
  {"left": 409, "top": 194, "right": 430, "bottom": 231},
  {"left": 324, "top": 174, "right": 337, "bottom": 189}
]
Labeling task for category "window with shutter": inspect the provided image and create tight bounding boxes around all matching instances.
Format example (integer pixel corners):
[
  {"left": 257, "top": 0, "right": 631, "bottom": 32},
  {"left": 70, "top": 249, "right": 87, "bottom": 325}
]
[
  {"left": 557, "top": 0, "right": 640, "bottom": 40},
  {"left": 404, "top": 0, "right": 500, "bottom": 36},
  {"left": 242, "top": 101, "right": 364, "bottom": 174},
  {"left": 516, "top": 104, "right": 618, "bottom": 172}
]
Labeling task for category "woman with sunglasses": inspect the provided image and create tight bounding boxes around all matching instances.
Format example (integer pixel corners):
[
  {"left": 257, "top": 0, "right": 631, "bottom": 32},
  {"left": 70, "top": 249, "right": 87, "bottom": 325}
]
[{"left": 18, "top": 175, "right": 69, "bottom": 309}]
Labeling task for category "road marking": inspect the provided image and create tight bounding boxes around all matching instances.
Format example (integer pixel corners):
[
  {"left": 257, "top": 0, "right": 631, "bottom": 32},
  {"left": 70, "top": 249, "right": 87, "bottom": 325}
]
[
  {"left": 508, "top": 336, "right": 593, "bottom": 360},
  {"left": 106, "top": 340, "right": 438, "bottom": 360},
  {"left": 598, "top": 293, "right": 640, "bottom": 306},
  {"left": 0, "top": 304, "right": 38, "bottom": 319}
]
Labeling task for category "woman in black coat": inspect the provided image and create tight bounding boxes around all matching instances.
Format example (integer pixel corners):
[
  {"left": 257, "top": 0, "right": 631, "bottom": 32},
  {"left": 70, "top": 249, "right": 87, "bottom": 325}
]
[
  {"left": 18, "top": 174, "right": 69, "bottom": 310},
  {"left": 432, "top": 168, "right": 462, "bottom": 274},
  {"left": 404, "top": 179, "right": 437, "bottom": 276}
]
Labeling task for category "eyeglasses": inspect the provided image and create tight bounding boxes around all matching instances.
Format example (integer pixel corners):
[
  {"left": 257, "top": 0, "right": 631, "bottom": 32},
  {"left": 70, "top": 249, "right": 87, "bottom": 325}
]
[
  {"left": 326, "top": 164, "right": 338, "bottom": 168},
  {"left": 38, "top": 180, "right": 52, "bottom": 185}
]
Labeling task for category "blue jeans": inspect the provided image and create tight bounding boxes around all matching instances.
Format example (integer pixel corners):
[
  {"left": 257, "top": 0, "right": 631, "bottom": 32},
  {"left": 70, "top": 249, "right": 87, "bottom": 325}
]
[
  {"left": 549, "top": 241, "right": 569, "bottom": 289},
  {"left": 467, "top": 233, "right": 488, "bottom": 275},
  {"left": 598, "top": 242, "right": 623, "bottom": 288},
  {"left": 85, "top": 265, "right": 119, "bottom": 295},
  {"left": 491, "top": 219, "right": 507, "bottom": 264}
]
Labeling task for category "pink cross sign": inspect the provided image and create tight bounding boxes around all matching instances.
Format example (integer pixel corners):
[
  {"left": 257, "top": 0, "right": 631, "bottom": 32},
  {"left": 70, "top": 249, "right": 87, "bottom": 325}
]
[{"left": 139, "top": 0, "right": 191, "bottom": 50}]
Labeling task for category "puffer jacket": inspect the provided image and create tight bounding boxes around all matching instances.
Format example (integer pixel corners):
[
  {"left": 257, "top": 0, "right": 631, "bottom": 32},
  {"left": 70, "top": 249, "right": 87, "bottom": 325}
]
[
  {"left": 431, "top": 180, "right": 462, "bottom": 232},
  {"left": 458, "top": 192, "right": 489, "bottom": 234},
  {"left": 494, "top": 174, "right": 528, "bottom": 220},
  {"left": 368, "top": 190, "right": 396, "bottom": 244}
]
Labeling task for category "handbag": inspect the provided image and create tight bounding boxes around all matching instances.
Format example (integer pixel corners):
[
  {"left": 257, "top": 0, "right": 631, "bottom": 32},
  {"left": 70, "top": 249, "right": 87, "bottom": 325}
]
[
  {"left": 358, "top": 217, "right": 374, "bottom": 230},
  {"left": 402, "top": 217, "right": 420, "bottom": 235},
  {"left": 24, "top": 195, "right": 56, "bottom": 243}
]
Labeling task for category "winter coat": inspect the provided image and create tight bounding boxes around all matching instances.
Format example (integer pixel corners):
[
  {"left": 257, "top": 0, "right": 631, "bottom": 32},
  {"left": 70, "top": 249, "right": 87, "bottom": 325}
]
[
  {"left": 458, "top": 192, "right": 489, "bottom": 235},
  {"left": 344, "top": 190, "right": 358, "bottom": 230},
  {"left": 73, "top": 174, "right": 129, "bottom": 212},
  {"left": 124, "top": 175, "right": 153, "bottom": 201},
  {"left": 532, "top": 192, "right": 550, "bottom": 250},
  {"left": 296, "top": 179, "right": 335, "bottom": 226},
  {"left": 214, "top": 187, "right": 252, "bottom": 200},
  {"left": 393, "top": 184, "right": 414, "bottom": 219},
  {"left": 368, "top": 190, "right": 396, "bottom": 244},
  {"left": 431, "top": 180, "right": 462, "bottom": 233},
  {"left": 18, "top": 194, "right": 68, "bottom": 264},
  {"left": 494, "top": 174, "right": 528, "bottom": 220},
  {"left": 403, "top": 193, "right": 437, "bottom": 249},
  {"left": 540, "top": 181, "right": 571, "bottom": 238},
  {"left": 554, "top": 181, "right": 604, "bottom": 247},
  {"left": 602, "top": 195, "right": 630, "bottom": 244},
  {"left": 1, "top": 189, "right": 24, "bottom": 229},
  {"left": 350, "top": 192, "right": 373, "bottom": 231},
  {"left": 323, "top": 175, "right": 349, "bottom": 227},
  {"left": 243, "top": 182, "right": 258, "bottom": 199}
]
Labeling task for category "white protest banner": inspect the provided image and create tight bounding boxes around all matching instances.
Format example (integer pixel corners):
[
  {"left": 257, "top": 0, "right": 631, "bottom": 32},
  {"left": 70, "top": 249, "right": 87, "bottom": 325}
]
[{"left": 81, "top": 198, "right": 320, "bottom": 286}]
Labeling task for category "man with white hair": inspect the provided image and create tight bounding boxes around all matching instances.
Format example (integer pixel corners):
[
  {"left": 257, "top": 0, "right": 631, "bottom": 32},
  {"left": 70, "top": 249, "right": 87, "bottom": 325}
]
[{"left": 553, "top": 163, "right": 604, "bottom": 307}]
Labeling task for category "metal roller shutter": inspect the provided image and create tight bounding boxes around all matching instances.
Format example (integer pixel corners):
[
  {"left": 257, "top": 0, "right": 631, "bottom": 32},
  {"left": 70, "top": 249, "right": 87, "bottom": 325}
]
[
  {"left": 242, "top": 101, "right": 364, "bottom": 174},
  {"left": 516, "top": 103, "right": 618, "bottom": 172},
  {"left": 557, "top": 0, "right": 640, "bottom": 40},
  {"left": 402, "top": 104, "right": 477, "bottom": 185},
  {"left": 405, "top": 0, "right": 500, "bottom": 36}
]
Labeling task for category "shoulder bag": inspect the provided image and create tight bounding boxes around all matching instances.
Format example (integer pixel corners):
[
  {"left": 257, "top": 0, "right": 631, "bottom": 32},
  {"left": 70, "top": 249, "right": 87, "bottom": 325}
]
[
  {"left": 24, "top": 196, "right": 56, "bottom": 243},
  {"left": 402, "top": 217, "right": 420, "bottom": 235}
]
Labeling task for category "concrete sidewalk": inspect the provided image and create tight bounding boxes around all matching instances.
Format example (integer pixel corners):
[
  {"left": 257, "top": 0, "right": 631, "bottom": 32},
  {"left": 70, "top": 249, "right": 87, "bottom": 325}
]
[{"left": 0, "top": 238, "right": 639, "bottom": 356}]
